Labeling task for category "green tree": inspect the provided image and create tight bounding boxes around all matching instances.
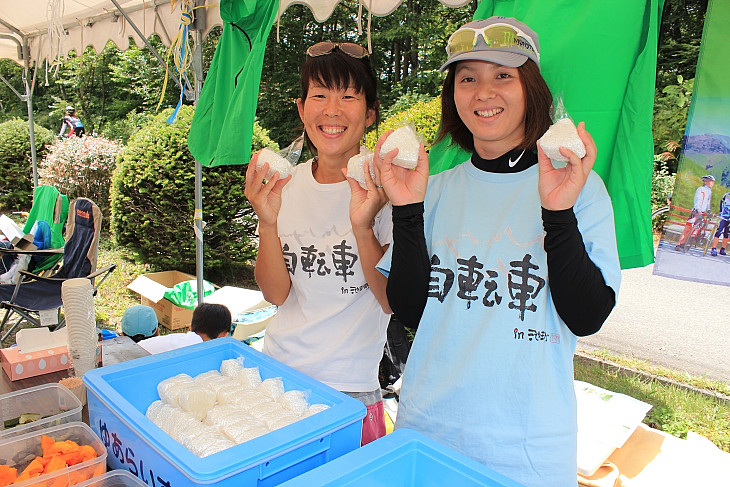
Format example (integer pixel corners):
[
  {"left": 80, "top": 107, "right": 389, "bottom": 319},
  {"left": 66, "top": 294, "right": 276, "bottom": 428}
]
[
  {"left": 653, "top": 75, "right": 693, "bottom": 173},
  {"left": 656, "top": 0, "right": 707, "bottom": 95}
]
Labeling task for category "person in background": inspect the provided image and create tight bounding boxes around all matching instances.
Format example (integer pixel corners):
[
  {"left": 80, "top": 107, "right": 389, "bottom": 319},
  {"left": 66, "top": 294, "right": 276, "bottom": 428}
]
[
  {"left": 376, "top": 17, "right": 621, "bottom": 486},
  {"left": 245, "top": 41, "right": 392, "bottom": 446},
  {"left": 137, "top": 303, "right": 231, "bottom": 354},
  {"left": 120, "top": 304, "right": 159, "bottom": 342},
  {"left": 710, "top": 189, "right": 730, "bottom": 256},
  {"left": 59, "top": 106, "right": 85, "bottom": 137},
  {"left": 675, "top": 174, "right": 714, "bottom": 251}
]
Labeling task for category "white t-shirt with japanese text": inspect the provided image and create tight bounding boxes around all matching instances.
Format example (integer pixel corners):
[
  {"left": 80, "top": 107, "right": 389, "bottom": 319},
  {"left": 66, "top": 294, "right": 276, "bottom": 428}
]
[{"left": 262, "top": 159, "right": 392, "bottom": 392}]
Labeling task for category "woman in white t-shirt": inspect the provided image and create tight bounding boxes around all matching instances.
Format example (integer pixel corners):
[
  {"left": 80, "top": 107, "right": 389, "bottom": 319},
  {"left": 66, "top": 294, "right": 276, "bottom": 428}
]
[{"left": 244, "top": 42, "right": 392, "bottom": 445}]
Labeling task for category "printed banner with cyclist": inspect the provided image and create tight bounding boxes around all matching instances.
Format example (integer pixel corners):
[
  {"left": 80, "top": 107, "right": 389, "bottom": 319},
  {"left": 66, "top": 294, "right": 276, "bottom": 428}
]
[{"left": 653, "top": 0, "right": 730, "bottom": 286}]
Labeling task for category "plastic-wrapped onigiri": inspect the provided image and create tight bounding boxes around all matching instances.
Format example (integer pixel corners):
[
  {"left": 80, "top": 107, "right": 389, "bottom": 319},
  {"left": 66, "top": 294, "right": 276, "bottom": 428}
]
[
  {"left": 257, "top": 377, "right": 285, "bottom": 400},
  {"left": 278, "top": 390, "right": 309, "bottom": 415},
  {"left": 538, "top": 118, "right": 586, "bottom": 162},
  {"left": 236, "top": 367, "right": 262, "bottom": 389},
  {"left": 347, "top": 150, "right": 376, "bottom": 189},
  {"left": 178, "top": 385, "right": 217, "bottom": 421},
  {"left": 230, "top": 390, "right": 273, "bottom": 411},
  {"left": 256, "top": 147, "right": 293, "bottom": 179},
  {"left": 220, "top": 357, "right": 246, "bottom": 378},
  {"left": 379, "top": 125, "right": 420, "bottom": 169}
]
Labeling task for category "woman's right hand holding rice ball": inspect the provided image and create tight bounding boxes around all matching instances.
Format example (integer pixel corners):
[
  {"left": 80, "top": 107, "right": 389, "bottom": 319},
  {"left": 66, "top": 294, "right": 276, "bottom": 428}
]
[{"left": 375, "top": 129, "right": 429, "bottom": 207}]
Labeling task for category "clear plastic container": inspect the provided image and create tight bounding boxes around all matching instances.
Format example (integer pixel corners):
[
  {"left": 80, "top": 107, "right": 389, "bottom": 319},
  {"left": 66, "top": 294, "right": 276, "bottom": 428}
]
[
  {"left": 0, "top": 382, "right": 83, "bottom": 439},
  {"left": 0, "top": 421, "right": 107, "bottom": 487},
  {"left": 75, "top": 470, "right": 148, "bottom": 486}
]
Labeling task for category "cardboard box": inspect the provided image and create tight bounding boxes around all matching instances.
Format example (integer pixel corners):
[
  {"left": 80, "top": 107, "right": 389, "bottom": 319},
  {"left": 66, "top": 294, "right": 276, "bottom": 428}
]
[
  {"left": 127, "top": 271, "right": 197, "bottom": 330},
  {"left": 1, "top": 345, "right": 71, "bottom": 381},
  {"left": 0, "top": 214, "right": 37, "bottom": 250}
]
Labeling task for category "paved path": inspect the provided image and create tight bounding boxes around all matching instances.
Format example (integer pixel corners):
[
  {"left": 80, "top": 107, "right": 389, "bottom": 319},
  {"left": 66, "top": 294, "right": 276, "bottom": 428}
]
[{"left": 577, "top": 262, "right": 730, "bottom": 385}]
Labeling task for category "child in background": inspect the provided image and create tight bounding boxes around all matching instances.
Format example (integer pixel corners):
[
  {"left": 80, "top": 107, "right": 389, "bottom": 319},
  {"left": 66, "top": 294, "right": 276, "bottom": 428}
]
[
  {"left": 137, "top": 303, "right": 231, "bottom": 354},
  {"left": 120, "top": 304, "right": 159, "bottom": 342}
]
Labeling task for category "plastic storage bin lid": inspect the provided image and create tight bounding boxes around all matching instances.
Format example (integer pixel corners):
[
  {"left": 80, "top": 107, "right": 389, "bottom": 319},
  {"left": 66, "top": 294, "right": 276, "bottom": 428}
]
[
  {"left": 277, "top": 428, "right": 527, "bottom": 487},
  {"left": 75, "top": 470, "right": 148, "bottom": 487},
  {"left": 0, "top": 382, "right": 83, "bottom": 439}
]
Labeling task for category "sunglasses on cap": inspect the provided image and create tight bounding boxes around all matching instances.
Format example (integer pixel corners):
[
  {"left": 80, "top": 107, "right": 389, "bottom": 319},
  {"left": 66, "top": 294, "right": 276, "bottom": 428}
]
[
  {"left": 306, "top": 42, "right": 369, "bottom": 59},
  {"left": 446, "top": 23, "right": 540, "bottom": 63}
]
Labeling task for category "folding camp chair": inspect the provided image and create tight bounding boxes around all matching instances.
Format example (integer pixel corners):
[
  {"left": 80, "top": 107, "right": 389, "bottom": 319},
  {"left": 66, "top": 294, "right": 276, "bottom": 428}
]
[
  {"left": 0, "top": 198, "right": 116, "bottom": 343},
  {"left": 0, "top": 185, "right": 69, "bottom": 277}
]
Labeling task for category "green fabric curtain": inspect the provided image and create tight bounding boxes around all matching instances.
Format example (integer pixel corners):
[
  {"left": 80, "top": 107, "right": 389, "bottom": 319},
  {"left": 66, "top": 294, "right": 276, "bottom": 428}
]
[
  {"left": 430, "top": 0, "right": 663, "bottom": 269},
  {"left": 188, "top": 0, "right": 278, "bottom": 167}
]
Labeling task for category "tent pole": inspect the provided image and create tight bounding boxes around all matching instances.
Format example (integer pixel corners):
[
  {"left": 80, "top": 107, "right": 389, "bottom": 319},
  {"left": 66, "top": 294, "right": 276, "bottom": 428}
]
[
  {"left": 0, "top": 33, "right": 37, "bottom": 189},
  {"left": 23, "top": 37, "right": 38, "bottom": 189},
  {"left": 192, "top": 2, "right": 206, "bottom": 306}
]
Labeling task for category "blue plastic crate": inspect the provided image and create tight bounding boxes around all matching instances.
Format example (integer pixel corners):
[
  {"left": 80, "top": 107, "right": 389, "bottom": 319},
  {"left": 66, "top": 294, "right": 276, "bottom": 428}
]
[
  {"left": 83, "top": 337, "right": 365, "bottom": 487},
  {"left": 278, "top": 428, "right": 527, "bottom": 486}
]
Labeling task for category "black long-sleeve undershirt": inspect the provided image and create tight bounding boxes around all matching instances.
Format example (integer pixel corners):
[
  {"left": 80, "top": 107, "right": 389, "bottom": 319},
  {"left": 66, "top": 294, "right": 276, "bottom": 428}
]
[{"left": 385, "top": 149, "right": 616, "bottom": 336}]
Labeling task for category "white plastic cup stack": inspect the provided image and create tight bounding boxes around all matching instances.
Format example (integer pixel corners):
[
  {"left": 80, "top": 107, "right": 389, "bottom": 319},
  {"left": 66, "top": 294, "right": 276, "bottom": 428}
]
[{"left": 62, "top": 278, "right": 98, "bottom": 378}]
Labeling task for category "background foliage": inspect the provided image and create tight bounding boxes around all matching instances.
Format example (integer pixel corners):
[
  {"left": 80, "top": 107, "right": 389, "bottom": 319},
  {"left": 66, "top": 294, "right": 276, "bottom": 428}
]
[
  {"left": 0, "top": 119, "right": 55, "bottom": 210},
  {"left": 110, "top": 106, "right": 276, "bottom": 279},
  {"left": 39, "top": 135, "right": 123, "bottom": 218}
]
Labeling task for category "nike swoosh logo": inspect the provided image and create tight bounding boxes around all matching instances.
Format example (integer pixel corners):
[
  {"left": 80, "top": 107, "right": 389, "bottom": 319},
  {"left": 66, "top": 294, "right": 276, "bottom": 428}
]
[{"left": 508, "top": 150, "right": 525, "bottom": 167}]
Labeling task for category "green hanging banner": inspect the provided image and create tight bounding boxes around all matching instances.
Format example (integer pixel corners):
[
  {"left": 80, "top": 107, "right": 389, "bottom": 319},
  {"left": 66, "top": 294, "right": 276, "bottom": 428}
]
[
  {"left": 188, "top": 0, "right": 278, "bottom": 168},
  {"left": 654, "top": 0, "right": 730, "bottom": 286},
  {"left": 429, "top": 0, "right": 663, "bottom": 269}
]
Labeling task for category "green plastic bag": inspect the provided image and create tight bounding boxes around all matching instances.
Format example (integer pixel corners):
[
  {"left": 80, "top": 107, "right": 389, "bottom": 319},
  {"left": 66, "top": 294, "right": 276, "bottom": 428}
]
[{"left": 164, "top": 280, "right": 216, "bottom": 309}]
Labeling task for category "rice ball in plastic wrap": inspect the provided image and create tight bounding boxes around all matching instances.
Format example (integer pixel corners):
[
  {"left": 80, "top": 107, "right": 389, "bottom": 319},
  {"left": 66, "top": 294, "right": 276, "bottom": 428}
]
[
  {"left": 157, "top": 374, "right": 193, "bottom": 404},
  {"left": 347, "top": 150, "right": 376, "bottom": 189},
  {"left": 257, "top": 377, "right": 285, "bottom": 400},
  {"left": 379, "top": 125, "right": 421, "bottom": 169},
  {"left": 277, "top": 390, "right": 310, "bottom": 415},
  {"left": 256, "top": 147, "right": 293, "bottom": 179},
  {"left": 227, "top": 424, "right": 270, "bottom": 444},
  {"left": 216, "top": 383, "right": 244, "bottom": 404},
  {"left": 229, "top": 390, "right": 272, "bottom": 411},
  {"left": 220, "top": 415, "right": 261, "bottom": 443},
  {"left": 160, "top": 408, "right": 199, "bottom": 438},
  {"left": 205, "top": 404, "right": 246, "bottom": 427},
  {"left": 260, "top": 408, "right": 298, "bottom": 429},
  {"left": 195, "top": 371, "right": 236, "bottom": 394},
  {"left": 236, "top": 367, "right": 263, "bottom": 389},
  {"left": 178, "top": 384, "right": 217, "bottom": 421},
  {"left": 538, "top": 118, "right": 586, "bottom": 162},
  {"left": 268, "top": 414, "right": 302, "bottom": 432},
  {"left": 195, "top": 436, "right": 237, "bottom": 458},
  {"left": 303, "top": 403, "right": 331, "bottom": 417},
  {"left": 145, "top": 400, "right": 171, "bottom": 424},
  {"left": 220, "top": 357, "right": 246, "bottom": 378},
  {"left": 248, "top": 400, "right": 285, "bottom": 419}
]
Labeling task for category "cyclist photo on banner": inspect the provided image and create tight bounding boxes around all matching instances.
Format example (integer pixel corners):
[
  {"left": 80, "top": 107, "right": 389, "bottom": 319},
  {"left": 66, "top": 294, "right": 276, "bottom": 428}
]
[
  {"left": 674, "top": 174, "right": 714, "bottom": 252},
  {"left": 59, "top": 106, "right": 85, "bottom": 137},
  {"left": 653, "top": 1, "right": 730, "bottom": 286}
]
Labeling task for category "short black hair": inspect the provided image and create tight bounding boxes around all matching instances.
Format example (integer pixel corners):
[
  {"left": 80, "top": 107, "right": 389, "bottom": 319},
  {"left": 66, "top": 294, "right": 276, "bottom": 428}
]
[
  {"left": 191, "top": 303, "right": 232, "bottom": 340},
  {"left": 300, "top": 47, "right": 380, "bottom": 154}
]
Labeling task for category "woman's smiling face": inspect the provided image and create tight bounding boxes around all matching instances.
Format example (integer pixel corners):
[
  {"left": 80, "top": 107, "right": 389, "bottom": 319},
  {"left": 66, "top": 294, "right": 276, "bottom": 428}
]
[
  {"left": 297, "top": 81, "right": 375, "bottom": 164},
  {"left": 453, "top": 60, "right": 526, "bottom": 159}
]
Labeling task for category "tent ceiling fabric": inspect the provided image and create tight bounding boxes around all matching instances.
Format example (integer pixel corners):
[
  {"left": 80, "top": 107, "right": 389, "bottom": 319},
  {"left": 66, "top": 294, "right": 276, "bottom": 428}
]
[
  {"left": 277, "top": 0, "right": 471, "bottom": 23},
  {"left": 0, "top": 0, "right": 223, "bottom": 65},
  {"left": 1, "top": 0, "right": 470, "bottom": 65}
]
